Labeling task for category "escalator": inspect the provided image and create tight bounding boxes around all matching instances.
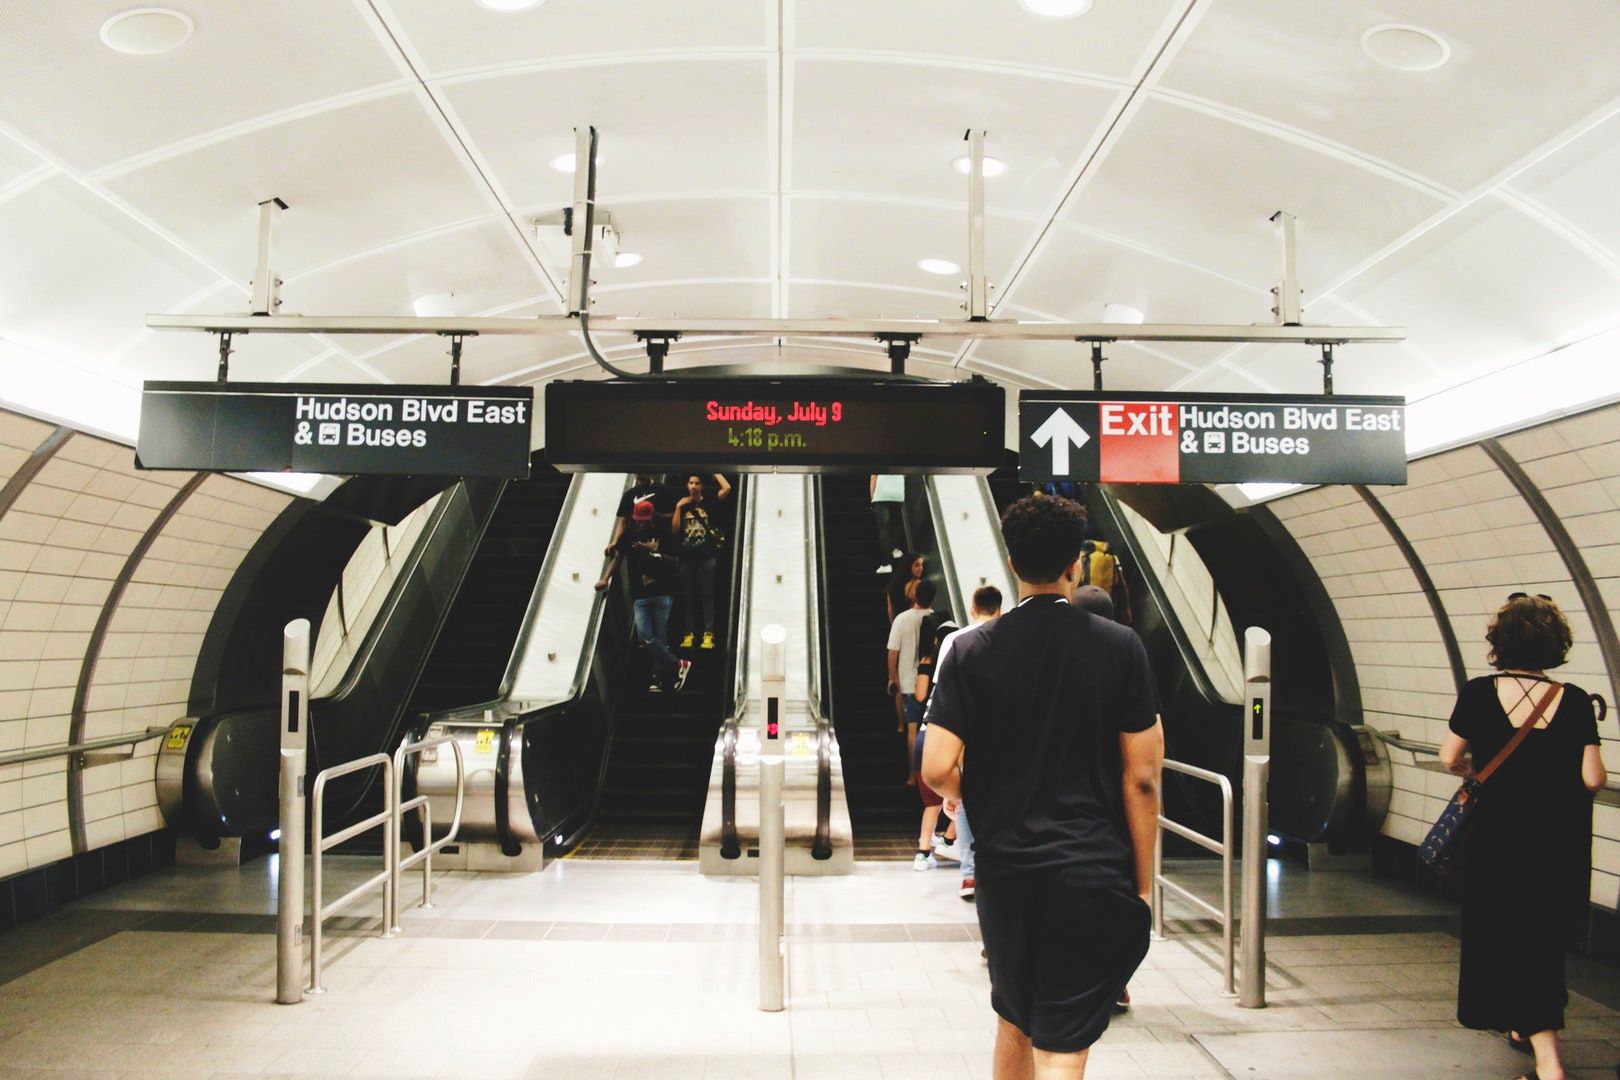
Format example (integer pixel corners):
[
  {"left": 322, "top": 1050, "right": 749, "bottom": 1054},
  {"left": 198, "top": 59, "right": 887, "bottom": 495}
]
[
  {"left": 409, "top": 468, "right": 573, "bottom": 711},
  {"left": 819, "top": 476, "right": 916, "bottom": 849},
  {"left": 161, "top": 456, "right": 574, "bottom": 841},
  {"left": 574, "top": 480, "right": 749, "bottom": 856}
]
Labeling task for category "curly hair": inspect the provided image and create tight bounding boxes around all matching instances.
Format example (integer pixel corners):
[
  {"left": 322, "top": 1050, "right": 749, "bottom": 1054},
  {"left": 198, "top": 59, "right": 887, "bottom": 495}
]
[
  {"left": 1486, "top": 595, "right": 1572, "bottom": 671},
  {"left": 1001, "top": 494, "right": 1087, "bottom": 585}
]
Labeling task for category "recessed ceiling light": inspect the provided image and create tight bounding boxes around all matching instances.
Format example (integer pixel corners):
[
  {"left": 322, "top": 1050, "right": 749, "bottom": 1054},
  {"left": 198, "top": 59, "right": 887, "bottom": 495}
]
[
  {"left": 100, "top": 8, "right": 193, "bottom": 55},
  {"left": 412, "top": 292, "right": 456, "bottom": 318},
  {"left": 548, "top": 153, "right": 603, "bottom": 174},
  {"left": 1361, "top": 24, "right": 1450, "bottom": 71},
  {"left": 1102, "top": 303, "right": 1144, "bottom": 325},
  {"left": 1019, "top": 0, "right": 1093, "bottom": 18},
  {"left": 917, "top": 258, "right": 961, "bottom": 276},
  {"left": 952, "top": 156, "right": 1009, "bottom": 178},
  {"left": 613, "top": 252, "right": 643, "bottom": 269},
  {"left": 475, "top": 0, "right": 545, "bottom": 11}
]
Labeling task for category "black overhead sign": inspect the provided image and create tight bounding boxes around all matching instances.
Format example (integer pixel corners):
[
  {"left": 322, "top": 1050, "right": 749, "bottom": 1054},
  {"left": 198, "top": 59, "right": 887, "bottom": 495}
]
[
  {"left": 1018, "top": 391, "right": 1407, "bottom": 486},
  {"left": 137, "top": 382, "right": 534, "bottom": 478},
  {"left": 545, "top": 377, "right": 1005, "bottom": 474}
]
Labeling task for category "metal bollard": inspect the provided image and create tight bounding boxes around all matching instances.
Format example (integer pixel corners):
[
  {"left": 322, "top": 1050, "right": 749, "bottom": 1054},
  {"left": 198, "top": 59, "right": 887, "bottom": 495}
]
[
  {"left": 1240, "top": 626, "right": 1272, "bottom": 1009},
  {"left": 276, "top": 619, "right": 311, "bottom": 1005},
  {"left": 758, "top": 754, "right": 785, "bottom": 1012}
]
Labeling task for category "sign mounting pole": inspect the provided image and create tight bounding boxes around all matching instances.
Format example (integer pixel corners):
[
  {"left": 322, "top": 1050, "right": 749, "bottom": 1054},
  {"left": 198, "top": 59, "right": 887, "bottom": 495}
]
[
  {"left": 966, "top": 130, "right": 989, "bottom": 321},
  {"left": 1270, "top": 211, "right": 1301, "bottom": 326},
  {"left": 251, "top": 198, "right": 288, "bottom": 317},
  {"left": 567, "top": 126, "right": 598, "bottom": 317}
]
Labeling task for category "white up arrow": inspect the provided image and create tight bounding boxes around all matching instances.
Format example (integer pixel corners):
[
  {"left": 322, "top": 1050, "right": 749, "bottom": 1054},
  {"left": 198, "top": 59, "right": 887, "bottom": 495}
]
[{"left": 1031, "top": 407, "right": 1091, "bottom": 476}]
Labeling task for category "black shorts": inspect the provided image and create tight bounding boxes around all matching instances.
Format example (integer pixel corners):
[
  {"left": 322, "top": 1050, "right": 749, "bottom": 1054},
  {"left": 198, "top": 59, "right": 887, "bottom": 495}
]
[{"left": 976, "top": 869, "right": 1151, "bottom": 1053}]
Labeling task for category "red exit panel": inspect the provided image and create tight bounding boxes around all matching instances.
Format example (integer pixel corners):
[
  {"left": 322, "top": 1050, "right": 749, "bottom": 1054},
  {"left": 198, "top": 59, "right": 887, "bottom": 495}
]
[{"left": 1099, "top": 402, "right": 1179, "bottom": 483}]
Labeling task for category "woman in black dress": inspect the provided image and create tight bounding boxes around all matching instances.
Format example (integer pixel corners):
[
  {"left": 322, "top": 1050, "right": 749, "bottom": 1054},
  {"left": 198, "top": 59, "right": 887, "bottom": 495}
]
[{"left": 1439, "top": 594, "right": 1607, "bottom": 1080}]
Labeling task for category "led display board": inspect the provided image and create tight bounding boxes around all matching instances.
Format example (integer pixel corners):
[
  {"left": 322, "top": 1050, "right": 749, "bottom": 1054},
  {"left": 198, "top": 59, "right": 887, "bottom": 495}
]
[
  {"left": 545, "top": 377, "right": 1005, "bottom": 473},
  {"left": 137, "top": 382, "right": 534, "bottom": 478},
  {"left": 1019, "top": 391, "right": 1407, "bottom": 486}
]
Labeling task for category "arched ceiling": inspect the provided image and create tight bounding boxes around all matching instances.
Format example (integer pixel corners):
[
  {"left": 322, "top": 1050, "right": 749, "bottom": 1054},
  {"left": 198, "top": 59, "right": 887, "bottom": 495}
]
[{"left": 3, "top": 0, "right": 1620, "bottom": 456}]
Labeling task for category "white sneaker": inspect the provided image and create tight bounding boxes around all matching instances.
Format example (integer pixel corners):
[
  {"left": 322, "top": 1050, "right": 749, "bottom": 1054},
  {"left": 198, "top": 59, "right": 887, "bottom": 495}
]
[
  {"left": 932, "top": 836, "right": 961, "bottom": 862},
  {"left": 673, "top": 659, "right": 692, "bottom": 692},
  {"left": 912, "top": 852, "right": 936, "bottom": 871},
  {"left": 891, "top": 548, "right": 904, "bottom": 559},
  {"left": 875, "top": 563, "right": 892, "bottom": 575}
]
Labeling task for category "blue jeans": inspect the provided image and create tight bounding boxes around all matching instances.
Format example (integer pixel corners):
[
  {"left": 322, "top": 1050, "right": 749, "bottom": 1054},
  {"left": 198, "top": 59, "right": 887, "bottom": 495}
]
[
  {"left": 956, "top": 802, "right": 975, "bottom": 879},
  {"left": 633, "top": 595, "right": 678, "bottom": 686}
]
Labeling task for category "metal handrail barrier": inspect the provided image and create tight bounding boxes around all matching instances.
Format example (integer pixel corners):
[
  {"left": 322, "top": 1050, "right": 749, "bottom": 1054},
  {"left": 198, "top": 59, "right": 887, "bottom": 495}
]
[
  {"left": 309, "top": 752, "right": 395, "bottom": 995},
  {"left": 391, "top": 734, "right": 465, "bottom": 929},
  {"left": 719, "top": 478, "right": 757, "bottom": 860},
  {"left": 1370, "top": 730, "right": 1440, "bottom": 756},
  {"left": 1151, "top": 758, "right": 1236, "bottom": 998},
  {"left": 807, "top": 475, "right": 833, "bottom": 860},
  {"left": 0, "top": 726, "right": 168, "bottom": 767}
]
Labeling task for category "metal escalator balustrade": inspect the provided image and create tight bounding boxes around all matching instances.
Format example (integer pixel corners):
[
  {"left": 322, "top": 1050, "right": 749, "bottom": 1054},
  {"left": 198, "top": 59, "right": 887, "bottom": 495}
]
[{"left": 818, "top": 475, "right": 915, "bottom": 841}]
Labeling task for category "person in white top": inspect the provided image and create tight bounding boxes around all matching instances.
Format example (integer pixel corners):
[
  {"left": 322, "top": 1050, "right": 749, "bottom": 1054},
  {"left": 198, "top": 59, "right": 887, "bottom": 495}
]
[
  {"left": 870, "top": 473, "right": 906, "bottom": 574},
  {"left": 887, "top": 578, "right": 936, "bottom": 789}
]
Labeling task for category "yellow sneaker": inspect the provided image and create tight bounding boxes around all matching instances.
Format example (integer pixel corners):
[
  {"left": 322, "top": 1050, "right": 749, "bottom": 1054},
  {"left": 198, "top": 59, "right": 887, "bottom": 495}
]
[
  {"left": 680, "top": 633, "right": 695, "bottom": 649},
  {"left": 700, "top": 631, "right": 715, "bottom": 649}
]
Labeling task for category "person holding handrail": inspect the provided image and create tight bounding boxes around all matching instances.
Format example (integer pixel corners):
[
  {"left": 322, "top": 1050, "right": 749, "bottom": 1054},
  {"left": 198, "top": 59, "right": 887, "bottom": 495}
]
[
  {"left": 921, "top": 494, "right": 1163, "bottom": 1080},
  {"left": 1439, "top": 593, "right": 1606, "bottom": 1080}
]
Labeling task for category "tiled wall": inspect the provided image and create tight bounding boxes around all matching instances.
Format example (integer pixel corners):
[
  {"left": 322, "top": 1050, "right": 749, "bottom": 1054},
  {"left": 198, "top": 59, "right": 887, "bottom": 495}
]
[
  {"left": 1268, "top": 402, "right": 1620, "bottom": 910},
  {"left": 0, "top": 410, "right": 289, "bottom": 877}
]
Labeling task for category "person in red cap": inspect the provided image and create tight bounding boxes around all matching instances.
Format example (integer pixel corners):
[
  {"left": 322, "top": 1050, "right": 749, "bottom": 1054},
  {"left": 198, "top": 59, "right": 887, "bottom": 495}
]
[{"left": 598, "top": 498, "right": 690, "bottom": 694}]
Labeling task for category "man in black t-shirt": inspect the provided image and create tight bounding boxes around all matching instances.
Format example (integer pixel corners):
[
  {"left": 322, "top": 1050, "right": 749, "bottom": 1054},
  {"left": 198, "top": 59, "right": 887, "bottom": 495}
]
[
  {"left": 606, "top": 474, "right": 681, "bottom": 557},
  {"left": 599, "top": 502, "right": 689, "bottom": 694},
  {"left": 922, "top": 495, "right": 1163, "bottom": 1076}
]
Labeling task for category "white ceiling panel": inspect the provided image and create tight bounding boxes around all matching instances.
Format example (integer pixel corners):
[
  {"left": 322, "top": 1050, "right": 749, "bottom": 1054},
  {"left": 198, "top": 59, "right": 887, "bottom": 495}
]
[
  {"left": 787, "top": 198, "right": 1026, "bottom": 304},
  {"left": 790, "top": 59, "right": 1119, "bottom": 216},
  {"left": 1007, "top": 224, "right": 1267, "bottom": 325},
  {"left": 101, "top": 92, "right": 492, "bottom": 280},
  {"left": 117, "top": 327, "right": 323, "bottom": 385},
  {"left": 971, "top": 339, "right": 1198, "bottom": 394},
  {"left": 0, "top": 175, "right": 219, "bottom": 365},
  {"left": 1508, "top": 113, "right": 1620, "bottom": 266},
  {"left": 0, "top": 135, "right": 46, "bottom": 192},
  {"left": 1065, "top": 98, "right": 1445, "bottom": 291},
  {"left": 1160, "top": 0, "right": 1620, "bottom": 191},
  {"left": 587, "top": 197, "right": 774, "bottom": 284},
  {"left": 283, "top": 219, "right": 541, "bottom": 323},
  {"left": 795, "top": 1, "right": 1184, "bottom": 80},
  {"left": 1216, "top": 338, "right": 1422, "bottom": 399},
  {"left": 0, "top": 2, "right": 400, "bottom": 174},
  {"left": 587, "top": 282, "right": 773, "bottom": 319},
  {"left": 385, "top": 0, "right": 771, "bottom": 75},
  {"left": 786, "top": 283, "right": 962, "bottom": 323},
  {"left": 444, "top": 60, "right": 771, "bottom": 208},
  {"left": 1334, "top": 198, "right": 1620, "bottom": 392}
]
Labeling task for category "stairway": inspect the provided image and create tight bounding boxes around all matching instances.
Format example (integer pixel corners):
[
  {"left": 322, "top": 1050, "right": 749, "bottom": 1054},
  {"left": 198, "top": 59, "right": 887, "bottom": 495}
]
[
  {"left": 819, "top": 476, "right": 917, "bottom": 852},
  {"left": 408, "top": 461, "right": 573, "bottom": 711}
]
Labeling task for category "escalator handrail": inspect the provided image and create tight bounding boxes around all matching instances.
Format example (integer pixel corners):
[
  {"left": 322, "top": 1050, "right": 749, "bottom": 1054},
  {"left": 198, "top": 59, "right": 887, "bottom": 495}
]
[
  {"left": 719, "top": 477, "right": 756, "bottom": 860},
  {"left": 808, "top": 476, "right": 833, "bottom": 859}
]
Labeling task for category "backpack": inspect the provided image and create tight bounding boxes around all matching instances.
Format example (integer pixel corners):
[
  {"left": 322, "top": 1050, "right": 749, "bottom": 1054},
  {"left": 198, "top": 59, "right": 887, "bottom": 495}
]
[{"left": 1079, "top": 539, "right": 1118, "bottom": 592}]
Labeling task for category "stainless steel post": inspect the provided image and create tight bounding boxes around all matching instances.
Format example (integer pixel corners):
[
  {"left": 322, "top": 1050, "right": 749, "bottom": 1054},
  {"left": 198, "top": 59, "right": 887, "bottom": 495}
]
[
  {"left": 1240, "top": 626, "right": 1272, "bottom": 1009},
  {"left": 275, "top": 619, "right": 311, "bottom": 1005},
  {"left": 966, "top": 130, "right": 989, "bottom": 320},
  {"left": 759, "top": 753, "right": 785, "bottom": 1012},
  {"left": 1150, "top": 820, "right": 1164, "bottom": 941}
]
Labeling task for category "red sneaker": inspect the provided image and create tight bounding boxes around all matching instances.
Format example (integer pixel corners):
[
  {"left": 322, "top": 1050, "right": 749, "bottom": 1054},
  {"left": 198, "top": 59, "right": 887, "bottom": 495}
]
[{"left": 959, "top": 877, "right": 975, "bottom": 901}]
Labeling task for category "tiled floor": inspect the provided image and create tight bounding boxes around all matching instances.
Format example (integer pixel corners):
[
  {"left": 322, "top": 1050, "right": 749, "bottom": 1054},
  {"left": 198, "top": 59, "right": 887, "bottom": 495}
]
[{"left": 0, "top": 857, "right": 1615, "bottom": 1079}]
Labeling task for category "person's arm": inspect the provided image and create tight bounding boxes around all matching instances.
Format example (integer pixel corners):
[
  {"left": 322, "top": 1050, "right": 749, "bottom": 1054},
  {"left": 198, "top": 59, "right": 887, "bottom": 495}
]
[
  {"left": 604, "top": 517, "right": 626, "bottom": 557},
  {"left": 886, "top": 649, "right": 900, "bottom": 698},
  {"left": 1120, "top": 719, "right": 1165, "bottom": 902},
  {"left": 595, "top": 549, "right": 621, "bottom": 591},
  {"left": 869, "top": 474, "right": 877, "bottom": 500},
  {"left": 671, "top": 497, "right": 690, "bottom": 535},
  {"left": 1438, "top": 732, "right": 1471, "bottom": 777},
  {"left": 914, "top": 673, "right": 930, "bottom": 703},
  {"left": 713, "top": 474, "right": 732, "bottom": 501},
  {"left": 921, "top": 724, "right": 964, "bottom": 801},
  {"left": 1582, "top": 744, "right": 1608, "bottom": 793}
]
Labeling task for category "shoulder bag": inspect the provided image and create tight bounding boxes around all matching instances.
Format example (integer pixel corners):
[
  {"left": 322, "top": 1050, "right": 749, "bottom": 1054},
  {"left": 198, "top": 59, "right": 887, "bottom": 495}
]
[{"left": 1419, "top": 680, "right": 1561, "bottom": 877}]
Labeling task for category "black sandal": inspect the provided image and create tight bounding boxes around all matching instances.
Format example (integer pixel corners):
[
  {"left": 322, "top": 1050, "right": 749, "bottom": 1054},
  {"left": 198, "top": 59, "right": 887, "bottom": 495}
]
[{"left": 1507, "top": 1032, "right": 1533, "bottom": 1054}]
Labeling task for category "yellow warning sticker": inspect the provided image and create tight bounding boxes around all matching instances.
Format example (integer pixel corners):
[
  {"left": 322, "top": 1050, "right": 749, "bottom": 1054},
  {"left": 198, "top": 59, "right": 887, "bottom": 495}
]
[
  {"left": 790, "top": 732, "right": 811, "bottom": 757},
  {"left": 165, "top": 724, "right": 193, "bottom": 751},
  {"left": 474, "top": 729, "right": 497, "bottom": 755}
]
